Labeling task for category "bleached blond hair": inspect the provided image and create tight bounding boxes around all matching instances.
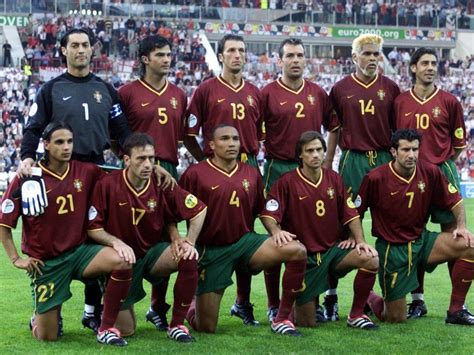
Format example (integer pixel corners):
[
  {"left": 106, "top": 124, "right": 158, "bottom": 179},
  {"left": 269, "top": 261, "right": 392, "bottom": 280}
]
[{"left": 352, "top": 34, "right": 384, "bottom": 54}]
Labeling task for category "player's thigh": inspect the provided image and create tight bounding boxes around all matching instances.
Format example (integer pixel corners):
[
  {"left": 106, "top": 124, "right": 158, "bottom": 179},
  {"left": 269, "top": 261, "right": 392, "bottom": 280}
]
[
  {"left": 334, "top": 248, "right": 379, "bottom": 273},
  {"left": 149, "top": 245, "right": 179, "bottom": 277},
  {"left": 35, "top": 306, "right": 60, "bottom": 341},
  {"left": 295, "top": 301, "right": 316, "bottom": 328},
  {"left": 249, "top": 238, "right": 306, "bottom": 271},
  {"left": 115, "top": 307, "right": 136, "bottom": 337},
  {"left": 384, "top": 298, "right": 407, "bottom": 323},
  {"left": 82, "top": 246, "right": 130, "bottom": 278},
  {"left": 427, "top": 231, "right": 474, "bottom": 265},
  {"left": 195, "top": 291, "right": 224, "bottom": 333}
]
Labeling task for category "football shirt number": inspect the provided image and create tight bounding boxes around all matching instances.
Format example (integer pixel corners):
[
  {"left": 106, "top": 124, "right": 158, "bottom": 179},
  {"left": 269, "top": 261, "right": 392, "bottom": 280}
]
[
  {"left": 315, "top": 200, "right": 325, "bottom": 217},
  {"left": 415, "top": 113, "right": 429, "bottom": 129},
  {"left": 229, "top": 190, "right": 240, "bottom": 207},
  {"left": 231, "top": 103, "right": 245, "bottom": 120},
  {"left": 132, "top": 208, "right": 146, "bottom": 225},
  {"left": 405, "top": 192, "right": 414, "bottom": 209},
  {"left": 56, "top": 194, "right": 75, "bottom": 215},
  {"left": 358, "top": 99, "right": 375, "bottom": 115},
  {"left": 295, "top": 102, "right": 305, "bottom": 119},
  {"left": 82, "top": 103, "right": 90, "bottom": 121},
  {"left": 37, "top": 282, "right": 55, "bottom": 303},
  {"left": 157, "top": 107, "right": 168, "bottom": 124}
]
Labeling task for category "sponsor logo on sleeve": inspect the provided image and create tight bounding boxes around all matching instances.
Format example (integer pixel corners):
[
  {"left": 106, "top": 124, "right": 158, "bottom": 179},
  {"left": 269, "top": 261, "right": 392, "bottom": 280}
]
[
  {"left": 454, "top": 127, "right": 464, "bottom": 140},
  {"left": 448, "top": 183, "right": 458, "bottom": 194},
  {"left": 185, "top": 194, "right": 198, "bottom": 208},
  {"left": 346, "top": 197, "right": 356, "bottom": 209},
  {"left": 265, "top": 199, "right": 279, "bottom": 212},
  {"left": 88, "top": 206, "right": 98, "bottom": 220},
  {"left": 1, "top": 199, "right": 14, "bottom": 214},
  {"left": 188, "top": 114, "right": 198, "bottom": 128}
]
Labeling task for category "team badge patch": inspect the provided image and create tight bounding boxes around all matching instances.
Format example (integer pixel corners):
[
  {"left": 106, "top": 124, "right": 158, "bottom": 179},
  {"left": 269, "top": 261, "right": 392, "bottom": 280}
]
[
  {"left": 265, "top": 199, "right": 279, "bottom": 212},
  {"left": 247, "top": 95, "right": 255, "bottom": 107},
  {"left": 432, "top": 106, "right": 441, "bottom": 118},
  {"left": 448, "top": 183, "right": 458, "bottom": 194},
  {"left": 1, "top": 199, "right": 14, "bottom": 214},
  {"left": 188, "top": 114, "right": 198, "bottom": 128},
  {"left": 346, "top": 197, "right": 356, "bottom": 209},
  {"left": 417, "top": 181, "right": 426, "bottom": 193},
  {"left": 88, "top": 206, "right": 98, "bottom": 220},
  {"left": 454, "top": 127, "right": 464, "bottom": 140},
  {"left": 242, "top": 179, "right": 250, "bottom": 191},
  {"left": 377, "top": 89, "right": 386, "bottom": 101},
  {"left": 354, "top": 195, "right": 362, "bottom": 208},
  {"left": 73, "top": 179, "right": 83, "bottom": 192},
  {"left": 170, "top": 97, "right": 178, "bottom": 109},
  {"left": 185, "top": 194, "right": 198, "bottom": 209},
  {"left": 327, "top": 187, "right": 335, "bottom": 199},
  {"left": 29, "top": 103, "right": 38, "bottom": 117},
  {"left": 93, "top": 91, "right": 103, "bottom": 103},
  {"left": 147, "top": 199, "right": 157, "bottom": 211},
  {"left": 307, "top": 95, "right": 315, "bottom": 105}
]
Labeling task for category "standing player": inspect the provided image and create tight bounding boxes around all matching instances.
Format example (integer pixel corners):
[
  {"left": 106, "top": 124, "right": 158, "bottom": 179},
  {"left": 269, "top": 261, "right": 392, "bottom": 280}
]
[
  {"left": 260, "top": 38, "right": 339, "bottom": 322},
  {"left": 184, "top": 34, "right": 263, "bottom": 325},
  {"left": 327, "top": 34, "right": 400, "bottom": 320},
  {"left": 180, "top": 125, "right": 307, "bottom": 336},
  {"left": 119, "top": 35, "right": 188, "bottom": 330},
  {"left": 360, "top": 129, "right": 474, "bottom": 325},
  {"left": 261, "top": 131, "right": 379, "bottom": 329},
  {"left": 88, "top": 133, "right": 207, "bottom": 342},
  {"left": 394, "top": 48, "right": 468, "bottom": 318},
  {"left": 0, "top": 122, "right": 134, "bottom": 346}
]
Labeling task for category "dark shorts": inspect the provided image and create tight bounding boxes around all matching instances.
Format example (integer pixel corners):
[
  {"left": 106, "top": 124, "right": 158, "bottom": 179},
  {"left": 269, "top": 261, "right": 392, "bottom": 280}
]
[
  {"left": 263, "top": 158, "right": 298, "bottom": 193},
  {"left": 296, "top": 245, "right": 352, "bottom": 306},
  {"left": 376, "top": 231, "right": 439, "bottom": 302},
  {"left": 31, "top": 244, "right": 103, "bottom": 314},
  {"left": 430, "top": 159, "right": 460, "bottom": 225},
  {"left": 196, "top": 232, "right": 267, "bottom": 295}
]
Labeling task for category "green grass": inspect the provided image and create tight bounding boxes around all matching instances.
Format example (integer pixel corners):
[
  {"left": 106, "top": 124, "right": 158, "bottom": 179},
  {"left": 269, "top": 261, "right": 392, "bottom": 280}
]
[{"left": 1, "top": 200, "right": 474, "bottom": 353}]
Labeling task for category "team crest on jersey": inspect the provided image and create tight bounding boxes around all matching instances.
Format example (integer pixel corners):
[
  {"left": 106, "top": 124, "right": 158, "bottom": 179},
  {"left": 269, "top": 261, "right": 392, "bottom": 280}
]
[
  {"left": 170, "top": 97, "right": 178, "bottom": 109},
  {"left": 417, "top": 181, "right": 426, "bottom": 193},
  {"left": 247, "top": 95, "right": 255, "bottom": 107},
  {"left": 185, "top": 194, "right": 198, "bottom": 209},
  {"left": 377, "top": 89, "right": 386, "bottom": 101},
  {"left": 432, "top": 106, "right": 441, "bottom": 118},
  {"left": 73, "top": 179, "right": 83, "bottom": 192},
  {"left": 327, "top": 187, "right": 335, "bottom": 199},
  {"left": 93, "top": 91, "right": 102, "bottom": 103},
  {"left": 448, "top": 183, "right": 458, "bottom": 194},
  {"left": 454, "top": 127, "right": 464, "bottom": 139},
  {"left": 346, "top": 197, "right": 356, "bottom": 209},
  {"left": 147, "top": 199, "right": 157, "bottom": 211},
  {"left": 242, "top": 179, "right": 250, "bottom": 191},
  {"left": 307, "top": 95, "right": 315, "bottom": 105}
]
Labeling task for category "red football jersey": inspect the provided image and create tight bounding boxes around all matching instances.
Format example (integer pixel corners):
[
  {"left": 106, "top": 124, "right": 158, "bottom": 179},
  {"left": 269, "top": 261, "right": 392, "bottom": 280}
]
[
  {"left": 330, "top": 74, "right": 400, "bottom": 151},
  {"left": 88, "top": 170, "right": 206, "bottom": 258},
  {"left": 179, "top": 159, "right": 264, "bottom": 246},
  {"left": 358, "top": 160, "right": 462, "bottom": 243},
  {"left": 185, "top": 76, "right": 263, "bottom": 156},
  {"left": 261, "top": 79, "right": 339, "bottom": 161},
  {"left": 394, "top": 87, "right": 467, "bottom": 164},
  {"left": 119, "top": 79, "right": 187, "bottom": 164},
  {"left": 261, "top": 168, "right": 359, "bottom": 253},
  {"left": 0, "top": 161, "right": 103, "bottom": 260}
]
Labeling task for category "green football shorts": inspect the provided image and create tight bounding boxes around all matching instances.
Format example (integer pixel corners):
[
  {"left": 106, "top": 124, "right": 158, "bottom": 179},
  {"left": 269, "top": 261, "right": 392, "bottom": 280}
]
[
  {"left": 156, "top": 160, "right": 178, "bottom": 180},
  {"left": 430, "top": 159, "right": 460, "bottom": 225},
  {"left": 263, "top": 158, "right": 298, "bottom": 193}
]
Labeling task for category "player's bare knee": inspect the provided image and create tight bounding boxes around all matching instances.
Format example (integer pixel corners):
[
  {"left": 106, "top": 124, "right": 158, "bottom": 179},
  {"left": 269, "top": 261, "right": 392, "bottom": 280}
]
[
  {"left": 285, "top": 241, "right": 307, "bottom": 261},
  {"left": 364, "top": 255, "right": 379, "bottom": 271}
]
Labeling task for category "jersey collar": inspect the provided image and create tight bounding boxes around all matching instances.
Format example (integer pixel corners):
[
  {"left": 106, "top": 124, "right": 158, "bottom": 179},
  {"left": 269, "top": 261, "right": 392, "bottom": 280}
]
[
  {"left": 138, "top": 78, "right": 169, "bottom": 96},
  {"left": 389, "top": 161, "right": 416, "bottom": 184},
  {"left": 409, "top": 86, "right": 439, "bottom": 105},
  {"left": 217, "top": 75, "right": 245, "bottom": 93},
  {"left": 122, "top": 169, "right": 151, "bottom": 197},
  {"left": 296, "top": 167, "right": 323, "bottom": 189},
  {"left": 351, "top": 73, "right": 378, "bottom": 89},
  {"left": 39, "top": 161, "right": 70, "bottom": 181},
  {"left": 276, "top": 78, "right": 305, "bottom": 95},
  {"left": 206, "top": 158, "right": 239, "bottom": 177}
]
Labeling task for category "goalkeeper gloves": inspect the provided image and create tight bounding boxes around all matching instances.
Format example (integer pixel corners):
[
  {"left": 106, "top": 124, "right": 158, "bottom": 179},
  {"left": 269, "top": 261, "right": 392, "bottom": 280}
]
[{"left": 21, "top": 167, "right": 48, "bottom": 216}]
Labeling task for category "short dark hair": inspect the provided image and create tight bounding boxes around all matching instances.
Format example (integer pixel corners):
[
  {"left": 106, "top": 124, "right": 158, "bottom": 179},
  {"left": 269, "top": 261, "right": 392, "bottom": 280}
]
[
  {"left": 139, "top": 35, "right": 172, "bottom": 73},
  {"left": 391, "top": 129, "right": 422, "bottom": 150},
  {"left": 295, "top": 131, "right": 326, "bottom": 162},
  {"left": 211, "top": 124, "right": 238, "bottom": 140},
  {"left": 42, "top": 121, "right": 73, "bottom": 141},
  {"left": 60, "top": 28, "right": 91, "bottom": 48},
  {"left": 123, "top": 133, "right": 155, "bottom": 156},
  {"left": 278, "top": 38, "right": 304, "bottom": 59},
  {"left": 217, "top": 34, "right": 245, "bottom": 58},
  {"left": 409, "top": 48, "right": 438, "bottom": 82}
]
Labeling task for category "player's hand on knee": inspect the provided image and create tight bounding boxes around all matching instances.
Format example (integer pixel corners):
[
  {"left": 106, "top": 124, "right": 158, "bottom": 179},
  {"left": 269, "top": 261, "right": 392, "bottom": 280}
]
[
  {"left": 154, "top": 165, "right": 176, "bottom": 190},
  {"left": 17, "top": 158, "right": 35, "bottom": 178},
  {"left": 21, "top": 167, "right": 48, "bottom": 216},
  {"left": 356, "top": 242, "right": 378, "bottom": 257},
  {"left": 271, "top": 230, "right": 296, "bottom": 248},
  {"left": 13, "top": 256, "right": 44, "bottom": 275},
  {"left": 171, "top": 238, "right": 182, "bottom": 260},
  {"left": 181, "top": 238, "right": 198, "bottom": 260},
  {"left": 112, "top": 240, "right": 136, "bottom": 264},
  {"left": 338, "top": 238, "right": 356, "bottom": 249},
  {"left": 453, "top": 228, "right": 474, "bottom": 248}
]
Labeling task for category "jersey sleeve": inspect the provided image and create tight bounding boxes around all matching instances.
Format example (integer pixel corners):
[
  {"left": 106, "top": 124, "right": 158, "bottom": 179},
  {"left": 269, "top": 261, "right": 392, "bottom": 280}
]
[
  {"left": 329, "top": 86, "right": 342, "bottom": 128},
  {"left": 163, "top": 185, "right": 206, "bottom": 223},
  {"left": 105, "top": 82, "right": 132, "bottom": 149},
  {"left": 255, "top": 90, "right": 265, "bottom": 141},
  {"left": 0, "top": 176, "right": 22, "bottom": 229},
  {"left": 260, "top": 177, "right": 287, "bottom": 223},
  {"left": 448, "top": 97, "right": 467, "bottom": 150},
  {"left": 431, "top": 167, "right": 463, "bottom": 210},
  {"left": 356, "top": 173, "right": 372, "bottom": 218},
  {"left": 388, "top": 83, "right": 401, "bottom": 131},
  {"left": 337, "top": 175, "right": 360, "bottom": 225},
  {"left": 185, "top": 86, "right": 204, "bottom": 136},
  {"left": 321, "top": 90, "right": 339, "bottom": 132},
  {"left": 87, "top": 177, "right": 108, "bottom": 231},
  {"left": 178, "top": 89, "right": 188, "bottom": 142}
]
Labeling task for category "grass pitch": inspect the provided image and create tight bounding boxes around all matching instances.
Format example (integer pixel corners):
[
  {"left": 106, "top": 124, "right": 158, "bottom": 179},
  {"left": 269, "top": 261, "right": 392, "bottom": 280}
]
[{"left": 1, "top": 200, "right": 473, "bottom": 354}]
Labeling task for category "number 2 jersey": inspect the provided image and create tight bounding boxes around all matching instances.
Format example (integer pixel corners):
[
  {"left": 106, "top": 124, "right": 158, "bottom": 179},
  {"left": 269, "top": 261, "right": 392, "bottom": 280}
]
[
  {"left": 88, "top": 170, "right": 206, "bottom": 259},
  {"left": 0, "top": 161, "right": 103, "bottom": 260},
  {"left": 357, "top": 160, "right": 462, "bottom": 243}
]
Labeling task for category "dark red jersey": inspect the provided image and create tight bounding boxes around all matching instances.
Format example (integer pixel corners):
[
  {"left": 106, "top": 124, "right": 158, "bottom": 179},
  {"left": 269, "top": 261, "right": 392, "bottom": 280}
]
[
  {"left": 0, "top": 161, "right": 103, "bottom": 260},
  {"left": 179, "top": 159, "right": 264, "bottom": 246},
  {"left": 88, "top": 170, "right": 206, "bottom": 258},
  {"left": 119, "top": 79, "right": 187, "bottom": 164},
  {"left": 330, "top": 74, "right": 400, "bottom": 151},
  {"left": 185, "top": 76, "right": 263, "bottom": 156},
  {"left": 358, "top": 160, "right": 462, "bottom": 243},
  {"left": 394, "top": 87, "right": 467, "bottom": 164},
  {"left": 261, "top": 168, "right": 359, "bottom": 253},
  {"left": 261, "top": 79, "right": 339, "bottom": 161}
]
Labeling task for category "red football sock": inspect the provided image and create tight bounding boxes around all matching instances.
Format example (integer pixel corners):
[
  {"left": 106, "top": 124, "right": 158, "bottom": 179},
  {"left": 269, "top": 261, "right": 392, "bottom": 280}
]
[
  {"left": 275, "top": 260, "right": 306, "bottom": 323},
  {"left": 448, "top": 259, "right": 455, "bottom": 277},
  {"left": 328, "top": 273, "right": 339, "bottom": 290},
  {"left": 235, "top": 269, "right": 252, "bottom": 305},
  {"left": 367, "top": 290, "right": 384, "bottom": 321},
  {"left": 186, "top": 298, "right": 197, "bottom": 330},
  {"left": 264, "top": 265, "right": 281, "bottom": 309},
  {"left": 411, "top": 265, "right": 425, "bottom": 294},
  {"left": 170, "top": 259, "right": 198, "bottom": 328},
  {"left": 99, "top": 269, "right": 132, "bottom": 332},
  {"left": 449, "top": 259, "right": 474, "bottom": 313},
  {"left": 350, "top": 269, "right": 377, "bottom": 318},
  {"left": 151, "top": 276, "right": 170, "bottom": 311}
]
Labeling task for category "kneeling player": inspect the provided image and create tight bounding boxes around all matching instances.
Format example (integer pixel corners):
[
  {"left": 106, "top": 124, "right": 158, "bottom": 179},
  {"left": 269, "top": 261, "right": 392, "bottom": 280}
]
[
  {"left": 180, "top": 125, "right": 307, "bottom": 336},
  {"left": 360, "top": 129, "right": 474, "bottom": 325},
  {"left": 0, "top": 122, "right": 134, "bottom": 345},
  {"left": 261, "top": 131, "right": 379, "bottom": 329},
  {"left": 88, "top": 133, "right": 207, "bottom": 342}
]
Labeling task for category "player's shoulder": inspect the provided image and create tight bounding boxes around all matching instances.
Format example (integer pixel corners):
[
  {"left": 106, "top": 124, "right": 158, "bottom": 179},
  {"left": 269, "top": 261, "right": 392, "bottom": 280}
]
[
  {"left": 261, "top": 80, "right": 278, "bottom": 93},
  {"left": 244, "top": 79, "right": 260, "bottom": 92},
  {"left": 196, "top": 77, "right": 217, "bottom": 91},
  {"left": 394, "top": 89, "right": 412, "bottom": 102},
  {"left": 118, "top": 79, "right": 139, "bottom": 93},
  {"left": 322, "top": 167, "right": 343, "bottom": 181},
  {"left": 436, "top": 88, "right": 458, "bottom": 103},
  {"left": 416, "top": 159, "right": 441, "bottom": 175},
  {"left": 379, "top": 74, "right": 399, "bottom": 87},
  {"left": 366, "top": 161, "right": 391, "bottom": 179},
  {"left": 166, "top": 80, "right": 186, "bottom": 96},
  {"left": 99, "top": 169, "right": 123, "bottom": 184}
]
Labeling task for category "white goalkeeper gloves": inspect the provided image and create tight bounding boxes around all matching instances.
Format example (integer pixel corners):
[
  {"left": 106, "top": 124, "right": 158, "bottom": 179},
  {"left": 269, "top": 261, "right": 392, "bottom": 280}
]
[{"left": 21, "top": 167, "right": 48, "bottom": 216}]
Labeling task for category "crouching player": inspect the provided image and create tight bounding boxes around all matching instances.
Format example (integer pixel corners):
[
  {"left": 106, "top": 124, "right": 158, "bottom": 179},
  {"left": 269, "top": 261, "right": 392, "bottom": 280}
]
[
  {"left": 87, "top": 133, "right": 207, "bottom": 342},
  {"left": 0, "top": 122, "right": 134, "bottom": 345},
  {"left": 261, "top": 131, "right": 379, "bottom": 329},
  {"left": 180, "top": 125, "right": 307, "bottom": 336},
  {"left": 360, "top": 129, "right": 474, "bottom": 325}
]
